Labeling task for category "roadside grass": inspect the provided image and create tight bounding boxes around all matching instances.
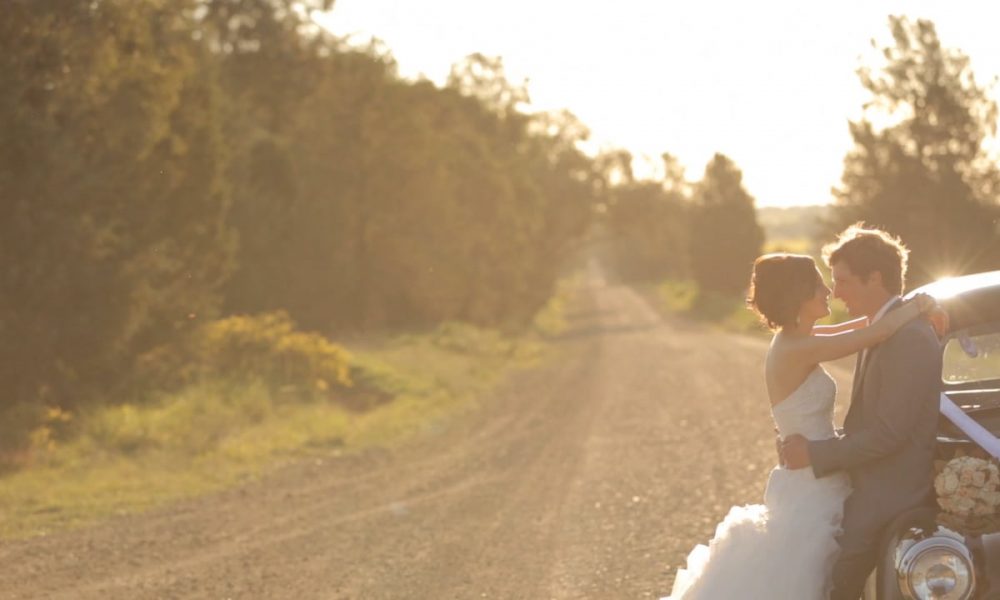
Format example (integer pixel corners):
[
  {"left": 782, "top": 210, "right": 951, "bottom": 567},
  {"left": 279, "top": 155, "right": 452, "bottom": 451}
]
[
  {"left": 656, "top": 279, "right": 764, "bottom": 334},
  {"left": 0, "top": 285, "right": 571, "bottom": 539}
]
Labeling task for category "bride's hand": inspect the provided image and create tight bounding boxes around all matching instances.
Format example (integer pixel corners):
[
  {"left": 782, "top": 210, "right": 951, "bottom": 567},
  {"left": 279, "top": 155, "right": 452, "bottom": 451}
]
[
  {"left": 908, "top": 293, "right": 948, "bottom": 336},
  {"left": 926, "top": 305, "right": 950, "bottom": 337},
  {"left": 908, "top": 292, "right": 937, "bottom": 315}
]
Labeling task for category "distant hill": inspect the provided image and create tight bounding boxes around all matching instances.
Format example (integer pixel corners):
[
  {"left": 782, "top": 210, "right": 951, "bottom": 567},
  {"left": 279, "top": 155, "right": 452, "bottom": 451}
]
[{"left": 756, "top": 205, "right": 833, "bottom": 252}]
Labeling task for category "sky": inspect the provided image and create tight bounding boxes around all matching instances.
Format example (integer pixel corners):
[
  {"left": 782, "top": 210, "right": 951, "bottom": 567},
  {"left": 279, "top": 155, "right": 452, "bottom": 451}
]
[{"left": 313, "top": 1, "right": 1000, "bottom": 208}]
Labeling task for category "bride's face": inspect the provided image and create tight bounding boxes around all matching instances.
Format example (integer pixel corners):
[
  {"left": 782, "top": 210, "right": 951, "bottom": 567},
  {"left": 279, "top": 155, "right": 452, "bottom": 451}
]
[{"left": 798, "top": 270, "right": 831, "bottom": 323}]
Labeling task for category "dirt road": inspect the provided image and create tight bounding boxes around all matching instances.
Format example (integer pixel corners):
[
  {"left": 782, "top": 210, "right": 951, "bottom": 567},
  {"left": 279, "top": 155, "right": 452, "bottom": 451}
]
[{"left": 0, "top": 270, "right": 853, "bottom": 599}]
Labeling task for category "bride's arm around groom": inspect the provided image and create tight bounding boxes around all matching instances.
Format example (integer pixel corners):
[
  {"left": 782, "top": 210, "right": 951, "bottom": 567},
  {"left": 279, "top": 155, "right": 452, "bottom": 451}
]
[{"left": 808, "top": 319, "right": 941, "bottom": 475}]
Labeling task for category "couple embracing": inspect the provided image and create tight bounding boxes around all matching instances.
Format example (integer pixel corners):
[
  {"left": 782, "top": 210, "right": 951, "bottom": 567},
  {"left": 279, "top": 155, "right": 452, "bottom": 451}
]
[{"left": 667, "top": 224, "right": 943, "bottom": 600}]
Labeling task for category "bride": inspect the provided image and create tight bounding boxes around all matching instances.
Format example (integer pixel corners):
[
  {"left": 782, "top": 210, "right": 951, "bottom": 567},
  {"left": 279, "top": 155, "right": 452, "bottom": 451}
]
[{"left": 665, "top": 253, "right": 933, "bottom": 600}]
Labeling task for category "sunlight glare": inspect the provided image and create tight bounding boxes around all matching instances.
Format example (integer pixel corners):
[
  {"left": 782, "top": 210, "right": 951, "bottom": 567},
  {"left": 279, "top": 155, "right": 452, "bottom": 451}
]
[
  {"left": 918, "top": 272, "right": 1000, "bottom": 299},
  {"left": 313, "top": 0, "right": 1000, "bottom": 208}
]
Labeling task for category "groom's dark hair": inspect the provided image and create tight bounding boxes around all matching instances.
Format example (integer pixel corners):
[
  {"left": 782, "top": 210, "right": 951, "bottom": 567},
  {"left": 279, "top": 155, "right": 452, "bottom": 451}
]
[{"left": 823, "top": 223, "right": 909, "bottom": 295}]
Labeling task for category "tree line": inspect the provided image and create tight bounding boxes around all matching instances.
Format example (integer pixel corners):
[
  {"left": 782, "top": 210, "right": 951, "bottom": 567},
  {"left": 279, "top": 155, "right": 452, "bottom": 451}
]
[
  {"left": 0, "top": 0, "right": 765, "bottom": 419},
  {"left": 1, "top": 4, "right": 997, "bottom": 423},
  {"left": 0, "top": 1, "right": 596, "bottom": 413}
]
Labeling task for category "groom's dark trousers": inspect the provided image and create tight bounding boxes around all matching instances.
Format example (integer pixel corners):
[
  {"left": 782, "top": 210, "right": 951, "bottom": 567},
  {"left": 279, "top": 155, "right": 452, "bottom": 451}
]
[{"left": 807, "top": 311, "right": 942, "bottom": 600}]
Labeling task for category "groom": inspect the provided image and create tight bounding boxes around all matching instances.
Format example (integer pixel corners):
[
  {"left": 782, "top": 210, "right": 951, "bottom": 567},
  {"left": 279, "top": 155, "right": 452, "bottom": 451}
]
[{"left": 781, "top": 224, "right": 942, "bottom": 600}]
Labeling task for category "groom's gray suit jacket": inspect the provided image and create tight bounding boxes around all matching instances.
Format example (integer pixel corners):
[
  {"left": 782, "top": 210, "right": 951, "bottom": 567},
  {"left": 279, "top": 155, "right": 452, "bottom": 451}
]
[{"left": 809, "top": 301, "right": 942, "bottom": 550}]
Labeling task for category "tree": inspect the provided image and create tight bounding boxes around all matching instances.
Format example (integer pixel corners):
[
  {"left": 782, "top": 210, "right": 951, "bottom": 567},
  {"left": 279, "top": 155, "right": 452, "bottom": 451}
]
[
  {"left": 203, "top": 0, "right": 329, "bottom": 320},
  {"left": 222, "top": 47, "right": 598, "bottom": 331},
  {"left": 446, "top": 53, "right": 530, "bottom": 118},
  {"left": 0, "top": 1, "right": 234, "bottom": 410},
  {"left": 689, "top": 154, "right": 764, "bottom": 295},
  {"left": 603, "top": 152, "right": 691, "bottom": 282},
  {"left": 831, "top": 16, "right": 1000, "bottom": 284}
]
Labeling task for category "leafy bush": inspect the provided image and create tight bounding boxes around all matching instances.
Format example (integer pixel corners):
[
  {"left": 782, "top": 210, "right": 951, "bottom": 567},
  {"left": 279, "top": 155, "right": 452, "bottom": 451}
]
[
  {"left": 199, "top": 312, "right": 352, "bottom": 389},
  {"left": 136, "top": 311, "right": 353, "bottom": 399}
]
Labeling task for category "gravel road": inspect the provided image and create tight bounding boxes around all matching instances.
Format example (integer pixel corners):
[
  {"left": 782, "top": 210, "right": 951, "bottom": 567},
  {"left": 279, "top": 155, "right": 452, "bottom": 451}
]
[{"left": 0, "top": 269, "right": 854, "bottom": 599}]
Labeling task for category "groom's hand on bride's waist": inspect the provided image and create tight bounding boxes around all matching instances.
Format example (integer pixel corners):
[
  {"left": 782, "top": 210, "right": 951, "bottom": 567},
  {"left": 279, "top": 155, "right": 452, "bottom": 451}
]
[{"left": 780, "top": 434, "right": 812, "bottom": 469}]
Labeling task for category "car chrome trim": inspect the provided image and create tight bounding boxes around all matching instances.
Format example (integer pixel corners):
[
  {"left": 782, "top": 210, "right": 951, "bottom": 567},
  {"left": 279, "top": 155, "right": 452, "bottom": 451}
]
[{"left": 896, "top": 534, "right": 975, "bottom": 600}]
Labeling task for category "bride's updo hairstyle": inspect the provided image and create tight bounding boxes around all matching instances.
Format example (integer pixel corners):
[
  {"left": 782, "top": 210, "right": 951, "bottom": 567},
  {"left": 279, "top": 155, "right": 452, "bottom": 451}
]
[{"left": 747, "top": 253, "right": 820, "bottom": 330}]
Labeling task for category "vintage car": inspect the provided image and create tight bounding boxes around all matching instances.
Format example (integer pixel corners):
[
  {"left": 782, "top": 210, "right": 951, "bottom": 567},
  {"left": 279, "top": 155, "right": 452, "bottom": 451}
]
[{"left": 864, "top": 270, "right": 1000, "bottom": 600}]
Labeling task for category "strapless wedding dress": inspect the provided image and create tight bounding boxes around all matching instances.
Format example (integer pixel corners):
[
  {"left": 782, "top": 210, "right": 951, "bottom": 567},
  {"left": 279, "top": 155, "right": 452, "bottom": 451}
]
[{"left": 665, "top": 367, "right": 851, "bottom": 600}]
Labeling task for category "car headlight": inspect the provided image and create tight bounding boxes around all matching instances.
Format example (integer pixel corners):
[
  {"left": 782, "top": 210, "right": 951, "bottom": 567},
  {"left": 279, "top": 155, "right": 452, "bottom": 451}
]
[{"left": 897, "top": 536, "right": 975, "bottom": 599}]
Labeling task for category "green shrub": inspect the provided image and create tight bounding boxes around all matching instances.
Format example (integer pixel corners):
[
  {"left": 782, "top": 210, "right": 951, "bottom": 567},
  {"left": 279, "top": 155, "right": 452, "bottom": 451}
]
[
  {"left": 199, "top": 312, "right": 352, "bottom": 390},
  {"left": 136, "top": 311, "right": 353, "bottom": 399}
]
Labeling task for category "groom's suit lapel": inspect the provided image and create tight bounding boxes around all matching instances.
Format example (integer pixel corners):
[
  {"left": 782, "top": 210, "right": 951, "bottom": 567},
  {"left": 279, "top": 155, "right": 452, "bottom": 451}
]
[
  {"left": 849, "top": 351, "right": 865, "bottom": 401},
  {"left": 851, "top": 344, "right": 878, "bottom": 400},
  {"left": 846, "top": 351, "right": 868, "bottom": 431},
  {"left": 847, "top": 298, "right": 904, "bottom": 427}
]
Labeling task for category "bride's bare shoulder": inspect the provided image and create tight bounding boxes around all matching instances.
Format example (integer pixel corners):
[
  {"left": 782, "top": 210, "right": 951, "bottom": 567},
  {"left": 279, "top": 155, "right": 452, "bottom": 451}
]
[
  {"left": 767, "top": 332, "right": 802, "bottom": 364},
  {"left": 764, "top": 337, "right": 786, "bottom": 384},
  {"left": 768, "top": 331, "right": 813, "bottom": 367},
  {"left": 765, "top": 334, "right": 813, "bottom": 404}
]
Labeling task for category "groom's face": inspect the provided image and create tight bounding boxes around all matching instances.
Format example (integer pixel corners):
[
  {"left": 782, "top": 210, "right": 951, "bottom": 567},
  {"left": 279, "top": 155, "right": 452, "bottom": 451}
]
[{"left": 830, "top": 261, "right": 883, "bottom": 318}]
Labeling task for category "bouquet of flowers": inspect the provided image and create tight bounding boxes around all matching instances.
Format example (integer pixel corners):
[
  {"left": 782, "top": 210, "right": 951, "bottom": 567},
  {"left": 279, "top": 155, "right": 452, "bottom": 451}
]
[{"left": 935, "top": 455, "right": 1000, "bottom": 517}]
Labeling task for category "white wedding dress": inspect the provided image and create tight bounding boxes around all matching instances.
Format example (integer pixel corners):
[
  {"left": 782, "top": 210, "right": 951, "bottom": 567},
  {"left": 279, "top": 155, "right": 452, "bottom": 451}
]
[{"left": 666, "top": 366, "right": 852, "bottom": 600}]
